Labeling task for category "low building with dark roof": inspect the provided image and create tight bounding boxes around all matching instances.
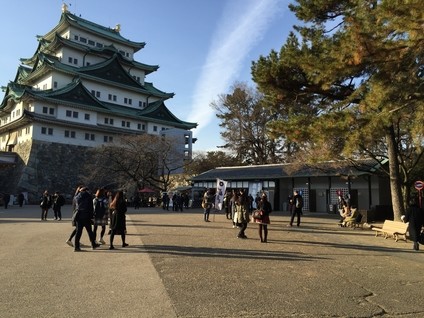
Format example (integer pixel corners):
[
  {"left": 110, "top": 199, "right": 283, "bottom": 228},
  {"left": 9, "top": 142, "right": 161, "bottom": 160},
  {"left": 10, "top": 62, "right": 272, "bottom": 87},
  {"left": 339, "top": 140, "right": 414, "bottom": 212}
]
[{"left": 192, "top": 160, "right": 391, "bottom": 214}]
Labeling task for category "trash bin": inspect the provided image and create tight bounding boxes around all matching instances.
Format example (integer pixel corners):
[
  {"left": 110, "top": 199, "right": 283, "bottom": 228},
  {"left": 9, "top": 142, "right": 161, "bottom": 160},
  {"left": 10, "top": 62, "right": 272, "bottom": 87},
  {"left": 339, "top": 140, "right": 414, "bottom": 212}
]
[{"left": 328, "top": 204, "right": 338, "bottom": 214}]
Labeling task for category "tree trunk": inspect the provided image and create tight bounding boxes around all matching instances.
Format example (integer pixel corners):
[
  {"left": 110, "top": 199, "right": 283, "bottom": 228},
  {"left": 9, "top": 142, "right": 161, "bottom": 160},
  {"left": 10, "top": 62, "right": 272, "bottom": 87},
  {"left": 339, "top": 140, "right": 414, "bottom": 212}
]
[{"left": 386, "top": 125, "right": 404, "bottom": 221}]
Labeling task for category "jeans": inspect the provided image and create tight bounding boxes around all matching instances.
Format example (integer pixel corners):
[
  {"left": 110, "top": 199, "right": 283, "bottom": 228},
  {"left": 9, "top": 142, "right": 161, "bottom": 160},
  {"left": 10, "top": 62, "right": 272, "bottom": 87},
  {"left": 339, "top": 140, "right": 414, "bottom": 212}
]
[{"left": 74, "top": 218, "right": 95, "bottom": 249}]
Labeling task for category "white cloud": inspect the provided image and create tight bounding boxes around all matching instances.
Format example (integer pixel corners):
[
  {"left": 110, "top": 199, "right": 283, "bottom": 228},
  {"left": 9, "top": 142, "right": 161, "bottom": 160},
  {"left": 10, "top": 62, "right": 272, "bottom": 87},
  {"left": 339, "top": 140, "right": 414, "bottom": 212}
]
[{"left": 187, "top": 0, "right": 284, "bottom": 136}]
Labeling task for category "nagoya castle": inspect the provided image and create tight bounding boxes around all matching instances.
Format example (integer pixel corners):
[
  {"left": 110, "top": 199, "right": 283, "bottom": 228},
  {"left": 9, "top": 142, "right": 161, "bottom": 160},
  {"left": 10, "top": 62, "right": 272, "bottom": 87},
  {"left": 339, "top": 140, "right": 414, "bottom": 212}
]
[{"left": 0, "top": 4, "right": 197, "bottom": 202}]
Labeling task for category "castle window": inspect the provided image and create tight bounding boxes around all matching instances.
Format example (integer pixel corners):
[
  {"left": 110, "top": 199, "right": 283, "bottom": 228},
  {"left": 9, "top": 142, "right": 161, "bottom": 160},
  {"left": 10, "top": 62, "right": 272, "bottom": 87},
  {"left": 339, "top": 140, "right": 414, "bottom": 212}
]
[
  {"left": 74, "top": 35, "right": 79, "bottom": 41},
  {"left": 41, "top": 127, "right": 53, "bottom": 135},
  {"left": 65, "top": 130, "right": 76, "bottom": 138},
  {"left": 88, "top": 40, "right": 95, "bottom": 46},
  {"left": 73, "top": 58, "right": 78, "bottom": 65},
  {"left": 66, "top": 110, "right": 72, "bottom": 117},
  {"left": 96, "top": 42, "right": 103, "bottom": 48},
  {"left": 153, "top": 126, "right": 158, "bottom": 132},
  {"left": 68, "top": 57, "right": 73, "bottom": 63},
  {"left": 79, "top": 37, "right": 87, "bottom": 43},
  {"left": 103, "top": 136, "right": 113, "bottom": 143},
  {"left": 85, "top": 133, "right": 95, "bottom": 141},
  {"left": 42, "top": 107, "right": 48, "bottom": 114},
  {"left": 73, "top": 111, "right": 78, "bottom": 118},
  {"left": 105, "top": 118, "right": 114, "bottom": 125},
  {"left": 53, "top": 81, "right": 58, "bottom": 89},
  {"left": 84, "top": 114, "right": 90, "bottom": 120},
  {"left": 124, "top": 98, "right": 132, "bottom": 105}
]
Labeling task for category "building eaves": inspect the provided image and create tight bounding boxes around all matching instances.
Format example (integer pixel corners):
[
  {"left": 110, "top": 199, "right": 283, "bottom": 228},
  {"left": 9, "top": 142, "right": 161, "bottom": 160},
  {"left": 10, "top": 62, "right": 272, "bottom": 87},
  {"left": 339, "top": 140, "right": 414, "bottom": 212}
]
[
  {"left": 43, "top": 12, "right": 145, "bottom": 52},
  {"left": 139, "top": 100, "right": 197, "bottom": 129},
  {"left": 192, "top": 160, "right": 386, "bottom": 181},
  {"left": 27, "top": 79, "right": 108, "bottom": 110},
  {"left": 46, "top": 35, "right": 159, "bottom": 74},
  {"left": 28, "top": 111, "right": 141, "bottom": 135}
]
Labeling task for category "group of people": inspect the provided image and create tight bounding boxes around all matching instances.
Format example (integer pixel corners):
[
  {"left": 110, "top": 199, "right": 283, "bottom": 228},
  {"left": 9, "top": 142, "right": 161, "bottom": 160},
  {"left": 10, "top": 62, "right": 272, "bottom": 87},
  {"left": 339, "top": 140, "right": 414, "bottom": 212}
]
[
  {"left": 65, "top": 186, "right": 129, "bottom": 252},
  {"left": 204, "top": 188, "right": 274, "bottom": 243},
  {"left": 162, "top": 192, "right": 190, "bottom": 211},
  {"left": 40, "top": 190, "right": 66, "bottom": 220},
  {"left": 1, "top": 192, "right": 25, "bottom": 209}
]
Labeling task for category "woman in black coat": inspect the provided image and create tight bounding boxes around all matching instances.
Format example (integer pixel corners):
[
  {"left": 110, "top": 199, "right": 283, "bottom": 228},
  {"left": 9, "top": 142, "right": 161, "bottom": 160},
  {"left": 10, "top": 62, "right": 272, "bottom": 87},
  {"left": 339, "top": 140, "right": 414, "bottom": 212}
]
[
  {"left": 109, "top": 190, "right": 128, "bottom": 250},
  {"left": 403, "top": 197, "right": 424, "bottom": 251}
]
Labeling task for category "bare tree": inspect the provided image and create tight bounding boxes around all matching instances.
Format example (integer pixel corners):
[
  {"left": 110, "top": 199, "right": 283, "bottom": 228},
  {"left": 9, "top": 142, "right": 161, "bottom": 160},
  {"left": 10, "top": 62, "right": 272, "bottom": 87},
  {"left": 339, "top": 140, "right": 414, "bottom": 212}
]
[{"left": 85, "top": 134, "right": 186, "bottom": 192}]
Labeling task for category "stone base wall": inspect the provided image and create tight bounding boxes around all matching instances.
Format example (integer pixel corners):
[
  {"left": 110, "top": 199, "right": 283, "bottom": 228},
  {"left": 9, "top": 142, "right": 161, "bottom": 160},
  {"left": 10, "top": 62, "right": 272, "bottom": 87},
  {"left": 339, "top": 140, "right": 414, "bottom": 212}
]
[{"left": 0, "top": 140, "right": 92, "bottom": 203}]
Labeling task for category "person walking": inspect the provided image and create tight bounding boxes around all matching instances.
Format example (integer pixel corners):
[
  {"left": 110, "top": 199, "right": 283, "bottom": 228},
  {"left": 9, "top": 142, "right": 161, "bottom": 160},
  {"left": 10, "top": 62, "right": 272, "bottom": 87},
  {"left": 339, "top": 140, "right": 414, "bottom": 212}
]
[
  {"left": 255, "top": 193, "right": 272, "bottom": 243},
  {"left": 73, "top": 187, "right": 99, "bottom": 252},
  {"left": 402, "top": 197, "right": 424, "bottom": 251},
  {"left": 52, "top": 191, "right": 65, "bottom": 220},
  {"left": 40, "top": 190, "right": 52, "bottom": 221},
  {"left": 202, "top": 188, "right": 214, "bottom": 222},
  {"left": 3, "top": 193, "right": 10, "bottom": 209},
  {"left": 66, "top": 186, "right": 81, "bottom": 247},
  {"left": 234, "top": 189, "right": 250, "bottom": 239},
  {"left": 289, "top": 190, "right": 303, "bottom": 227},
  {"left": 109, "top": 190, "right": 128, "bottom": 250},
  {"left": 93, "top": 188, "right": 108, "bottom": 245},
  {"left": 17, "top": 192, "right": 25, "bottom": 207}
]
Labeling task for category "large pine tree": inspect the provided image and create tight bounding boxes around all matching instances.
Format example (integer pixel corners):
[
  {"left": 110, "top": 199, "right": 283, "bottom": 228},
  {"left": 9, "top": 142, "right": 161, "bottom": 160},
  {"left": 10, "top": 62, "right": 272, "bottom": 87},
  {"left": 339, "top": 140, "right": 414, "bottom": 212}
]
[{"left": 251, "top": 0, "right": 424, "bottom": 219}]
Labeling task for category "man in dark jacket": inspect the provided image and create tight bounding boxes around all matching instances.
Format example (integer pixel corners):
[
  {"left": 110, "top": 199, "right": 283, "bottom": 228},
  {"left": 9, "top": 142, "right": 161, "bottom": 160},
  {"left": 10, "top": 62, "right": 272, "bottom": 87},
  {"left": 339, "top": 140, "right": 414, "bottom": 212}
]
[
  {"left": 74, "top": 187, "right": 99, "bottom": 252},
  {"left": 402, "top": 197, "right": 424, "bottom": 251},
  {"left": 289, "top": 190, "right": 303, "bottom": 227}
]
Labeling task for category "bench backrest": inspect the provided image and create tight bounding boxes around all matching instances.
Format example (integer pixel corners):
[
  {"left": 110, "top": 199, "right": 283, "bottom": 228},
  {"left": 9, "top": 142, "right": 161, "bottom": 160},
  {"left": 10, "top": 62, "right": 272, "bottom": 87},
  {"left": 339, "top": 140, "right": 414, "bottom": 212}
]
[{"left": 382, "top": 220, "right": 408, "bottom": 233}]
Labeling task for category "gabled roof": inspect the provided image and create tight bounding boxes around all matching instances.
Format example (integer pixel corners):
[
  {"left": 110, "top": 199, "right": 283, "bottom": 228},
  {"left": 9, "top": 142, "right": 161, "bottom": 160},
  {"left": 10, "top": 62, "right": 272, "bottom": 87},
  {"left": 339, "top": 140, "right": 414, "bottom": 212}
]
[
  {"left": 79, "top": 54, "right": 145, "bottom": 89},
  {"left": 36, "top": 79, "right": 107, "bottom": 109},
  {"left": 139, "top": 100, "right": 197, "bottom": 129},
  {"left": 0, "top": 80, "right": 196, "bottom": 130},
  {"left": 22, "top": 34, "right": 159, "bottom": 75},
  {"left": 20, "top": 53, "right": 172, "bottom": 99},
  {"left": 192, "top": 159, "right": 388, "bottom": 181},
  {"left": 43, "top": 12, "right": 145, "bottom": 52}
]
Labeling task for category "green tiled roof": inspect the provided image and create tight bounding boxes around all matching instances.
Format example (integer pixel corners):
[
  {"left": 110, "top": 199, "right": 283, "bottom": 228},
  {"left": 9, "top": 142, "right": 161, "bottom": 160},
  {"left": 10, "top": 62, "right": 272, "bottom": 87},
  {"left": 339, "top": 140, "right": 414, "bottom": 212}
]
[
  {"left": 1, "top": 80, "right": 196, "bottom": 130},
  {"left": 43, "top": 12, "right": 145, "bottom": 52},
  {"left": 21, "top": 53, "right": 172, "bottom": 99},
  {"left": 39, "top": 35, "right": 159, "bottom": 74}
]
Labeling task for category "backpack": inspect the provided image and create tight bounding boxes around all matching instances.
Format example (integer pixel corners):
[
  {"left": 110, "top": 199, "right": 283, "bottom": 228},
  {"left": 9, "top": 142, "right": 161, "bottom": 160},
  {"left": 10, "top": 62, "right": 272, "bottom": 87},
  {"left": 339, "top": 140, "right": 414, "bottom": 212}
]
[
  {"left": 295, "top": 196, "right": 303, "bottom": 209},
  {"left": 94, "top": 198, "right": 106, "bottom": 218},
  {"left": 57, "top": 195, "right": 65, "bottom": 207}
]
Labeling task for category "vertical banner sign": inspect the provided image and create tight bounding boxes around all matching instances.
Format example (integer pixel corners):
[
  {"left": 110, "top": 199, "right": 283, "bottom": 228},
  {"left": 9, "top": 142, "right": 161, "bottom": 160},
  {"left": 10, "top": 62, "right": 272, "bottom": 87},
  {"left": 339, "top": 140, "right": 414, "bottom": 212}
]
[
  {"left": 215, "top": 178, "right": 227, "bottom": 210},
  {"left": 414, "top": 181, "right": 424, "bottom": 208}
]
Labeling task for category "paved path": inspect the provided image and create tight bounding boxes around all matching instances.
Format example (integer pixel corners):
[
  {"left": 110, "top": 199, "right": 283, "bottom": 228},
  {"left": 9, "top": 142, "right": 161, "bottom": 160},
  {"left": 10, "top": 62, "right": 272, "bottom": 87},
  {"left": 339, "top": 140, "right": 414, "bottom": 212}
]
[{"left": 0, "top": 204, "right": 423, "bottom": 317}]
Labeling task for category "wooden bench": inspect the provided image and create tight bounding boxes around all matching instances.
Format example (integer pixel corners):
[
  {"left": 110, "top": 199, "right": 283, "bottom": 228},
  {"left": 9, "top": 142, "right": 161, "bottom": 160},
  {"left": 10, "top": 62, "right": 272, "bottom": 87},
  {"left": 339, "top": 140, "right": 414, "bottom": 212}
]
[{"left": 371, "top": 220, "right": 408, "bottom": 242}]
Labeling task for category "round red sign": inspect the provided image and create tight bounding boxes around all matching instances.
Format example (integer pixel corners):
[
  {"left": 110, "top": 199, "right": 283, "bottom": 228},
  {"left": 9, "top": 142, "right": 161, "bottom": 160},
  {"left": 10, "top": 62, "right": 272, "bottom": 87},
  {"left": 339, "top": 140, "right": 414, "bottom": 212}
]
[{"left": 414, "top": 181, "right": 424, "bottom": 190}]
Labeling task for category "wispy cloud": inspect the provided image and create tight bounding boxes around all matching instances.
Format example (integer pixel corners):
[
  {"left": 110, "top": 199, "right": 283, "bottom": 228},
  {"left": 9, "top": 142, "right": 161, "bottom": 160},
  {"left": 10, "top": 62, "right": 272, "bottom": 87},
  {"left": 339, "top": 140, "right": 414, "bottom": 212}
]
[{"left": 187, "top": 0, "right": 284, "bottom": 135}]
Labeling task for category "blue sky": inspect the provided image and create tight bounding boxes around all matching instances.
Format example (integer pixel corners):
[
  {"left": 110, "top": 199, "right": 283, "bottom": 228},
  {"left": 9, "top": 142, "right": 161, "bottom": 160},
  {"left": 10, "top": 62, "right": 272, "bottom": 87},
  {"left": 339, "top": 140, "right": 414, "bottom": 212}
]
[{"left": 0, "top": 0, "right": 297, "bottom": 151}]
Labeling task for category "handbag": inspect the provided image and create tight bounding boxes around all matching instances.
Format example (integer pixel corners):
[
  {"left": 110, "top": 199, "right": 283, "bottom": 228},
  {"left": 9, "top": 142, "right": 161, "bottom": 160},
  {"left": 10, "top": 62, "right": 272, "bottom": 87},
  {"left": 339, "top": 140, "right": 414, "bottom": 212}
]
[
  {"left": 71, "top": 210, "right": 79, "bottom": 226},
  {"left": 418, "top": 231, "right": 424, "bottom": 245},
  {"left": 252, "top": 210, "right": 263, "bottom": 220}
]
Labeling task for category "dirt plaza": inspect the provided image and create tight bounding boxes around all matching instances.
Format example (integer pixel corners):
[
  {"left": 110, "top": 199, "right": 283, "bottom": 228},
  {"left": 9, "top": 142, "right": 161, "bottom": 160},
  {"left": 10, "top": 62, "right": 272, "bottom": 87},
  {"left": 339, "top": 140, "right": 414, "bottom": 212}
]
[{"left": 1, "top": 204, "right": 423, "bottom": 317}]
